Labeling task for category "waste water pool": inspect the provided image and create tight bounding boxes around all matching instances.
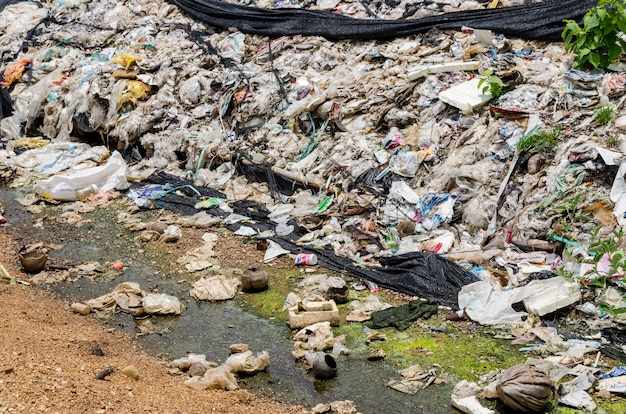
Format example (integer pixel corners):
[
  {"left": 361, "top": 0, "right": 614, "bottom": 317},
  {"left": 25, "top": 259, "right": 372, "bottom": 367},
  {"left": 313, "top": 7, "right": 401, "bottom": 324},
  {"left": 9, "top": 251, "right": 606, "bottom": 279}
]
[{"left": 3, "top": 190, "right": 459, "bottom": 413}]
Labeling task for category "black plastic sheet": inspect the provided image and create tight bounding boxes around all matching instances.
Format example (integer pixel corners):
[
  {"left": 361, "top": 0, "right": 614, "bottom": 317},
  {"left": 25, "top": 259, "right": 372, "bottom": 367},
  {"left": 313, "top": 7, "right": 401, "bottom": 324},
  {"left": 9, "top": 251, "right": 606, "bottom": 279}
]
[
  {"left": 168, "top": 0, "right": 597, "bottom": 41},
  {"left": 0, "top": 85, "right": 12, "bottom": 121},
  {"left": 0, "top": 0, "right": 19, "bottom": 12},
  {"left": 269, "top": 237, "right": 479, "bottom": 310}
]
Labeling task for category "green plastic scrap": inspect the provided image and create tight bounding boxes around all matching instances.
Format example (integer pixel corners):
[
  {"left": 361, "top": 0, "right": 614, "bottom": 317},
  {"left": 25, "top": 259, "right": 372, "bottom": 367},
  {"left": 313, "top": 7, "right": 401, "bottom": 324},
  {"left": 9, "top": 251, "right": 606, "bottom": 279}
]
[
  {"left": 56, "top": 36, "right": 78, "bottom": 46},
  {"left": 316, "top": 195, "right": 334, "bottom": 212},
  {"left": 385, "top": 224, "right": 400, "bottom": 252},
  {"left": 299, "top": 113, "right": 328, "bottom": 161},
  {"left": 194, "top": 197, "right": 226, "bottom": 209}
]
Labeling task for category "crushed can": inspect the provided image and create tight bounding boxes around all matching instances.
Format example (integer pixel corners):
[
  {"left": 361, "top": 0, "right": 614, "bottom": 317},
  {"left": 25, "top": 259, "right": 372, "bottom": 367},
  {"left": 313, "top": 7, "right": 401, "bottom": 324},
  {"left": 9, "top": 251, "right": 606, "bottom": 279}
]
[{"left": 295, "top": 253, "right": 318, "bottom": 266}]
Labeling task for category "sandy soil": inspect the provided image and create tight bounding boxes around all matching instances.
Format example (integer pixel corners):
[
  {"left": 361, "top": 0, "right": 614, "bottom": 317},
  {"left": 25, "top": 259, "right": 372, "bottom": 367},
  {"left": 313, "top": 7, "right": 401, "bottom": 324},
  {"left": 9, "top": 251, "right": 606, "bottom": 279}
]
[{"left": 0, "top": 230, "right": 310, "bottom": 414}]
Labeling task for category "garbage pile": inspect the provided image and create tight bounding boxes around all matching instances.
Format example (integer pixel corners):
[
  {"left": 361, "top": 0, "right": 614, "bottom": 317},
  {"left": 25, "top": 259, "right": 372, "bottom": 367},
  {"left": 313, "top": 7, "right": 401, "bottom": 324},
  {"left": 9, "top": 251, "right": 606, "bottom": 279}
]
[
  {"left": 171, "top": 346, "right": 270, "bottom": 391},
  {"left": 72, "top": 281, "right": 185, "bottom": 316},
  {"left": 4, "top": 0, "right": 626, "bottom": 411}
]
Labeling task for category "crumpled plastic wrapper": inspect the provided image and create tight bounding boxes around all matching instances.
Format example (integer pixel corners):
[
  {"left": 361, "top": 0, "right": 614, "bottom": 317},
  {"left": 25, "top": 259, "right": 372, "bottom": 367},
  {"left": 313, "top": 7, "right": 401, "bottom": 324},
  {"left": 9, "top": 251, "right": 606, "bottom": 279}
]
[
  {"left": 189, "top": 275, "right": 241, "bottom": 301},
  {"left": 180, "top": 350, "right": 270, "bottom": 391},
  {"left": 83, "top": 282, "right": 183, "bottom": 315},
  {"left": 292, "top": 321, "right": 346, "bottom": 360}
]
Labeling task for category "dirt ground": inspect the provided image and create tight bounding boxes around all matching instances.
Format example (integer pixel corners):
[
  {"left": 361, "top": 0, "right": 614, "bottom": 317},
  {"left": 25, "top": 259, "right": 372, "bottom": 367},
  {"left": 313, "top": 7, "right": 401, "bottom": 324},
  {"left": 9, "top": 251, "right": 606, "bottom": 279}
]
[{"left": 0, "top": 230, "right": 310, "bottom": 414}]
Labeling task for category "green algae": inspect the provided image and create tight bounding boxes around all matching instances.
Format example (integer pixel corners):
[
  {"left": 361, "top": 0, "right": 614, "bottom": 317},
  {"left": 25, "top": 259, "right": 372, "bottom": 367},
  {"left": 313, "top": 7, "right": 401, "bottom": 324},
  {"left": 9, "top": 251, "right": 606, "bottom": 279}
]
[
  {"left": 236, "top": 267, "right": 301, "bottom": 322},
  {"left": 334, "top": 316, "right": 525, "bottom": 381}
]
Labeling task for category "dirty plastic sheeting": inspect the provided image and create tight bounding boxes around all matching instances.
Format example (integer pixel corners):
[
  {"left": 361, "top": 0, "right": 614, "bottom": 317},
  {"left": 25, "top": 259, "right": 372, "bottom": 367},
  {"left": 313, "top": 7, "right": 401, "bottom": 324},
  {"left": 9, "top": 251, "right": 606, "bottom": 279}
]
[
  {"left": 270, "top": 237, "right": 478, "bottom": 310},
  {"left": 458, "top": 277, "right": 581, "bottom": 325},
  {"left": 168, "top": 0, "right": 596, "bottom": 41}
]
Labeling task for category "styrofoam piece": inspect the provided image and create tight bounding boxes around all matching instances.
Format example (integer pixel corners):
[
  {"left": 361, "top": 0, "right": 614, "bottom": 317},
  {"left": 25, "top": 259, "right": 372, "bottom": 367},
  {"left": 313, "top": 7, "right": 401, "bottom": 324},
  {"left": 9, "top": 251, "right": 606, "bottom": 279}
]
[
  {"left": 523, "top": 277, "right": 581, "bottom": 316},
  {"left": 438, "top": 78, "right": 492, "bottom": 114},
  {"left": 451, "top": 380, "right": 495, "bottom": 414},
  {"left": 407, "top": 61, "right": 480, "bottom": 81},
  {"left": 288, "top": 300, "right": 340, "bottom": 329}
]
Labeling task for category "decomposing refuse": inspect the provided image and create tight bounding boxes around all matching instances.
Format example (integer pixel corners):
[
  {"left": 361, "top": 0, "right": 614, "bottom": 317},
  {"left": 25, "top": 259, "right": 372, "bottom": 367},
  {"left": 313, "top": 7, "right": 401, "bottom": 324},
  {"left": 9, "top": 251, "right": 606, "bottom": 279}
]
[
  {"left": 171, "top": 346, "right": 270, "bottom": 391},
  {"left": 4, "top": 0, "right": 626, "bottom": 411}
]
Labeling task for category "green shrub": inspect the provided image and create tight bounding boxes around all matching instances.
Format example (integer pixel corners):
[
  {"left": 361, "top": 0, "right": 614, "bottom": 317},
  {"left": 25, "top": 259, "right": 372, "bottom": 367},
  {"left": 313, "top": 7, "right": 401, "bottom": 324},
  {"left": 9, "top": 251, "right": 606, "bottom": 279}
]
[
  {"left": 594, "top": 105, "right": 615, "bottom": 125},
  {"left": 562, "top": 0, "right": 626, "bottom": 69},
  {"left": 477, "top": 70, "right": 504, "bottom": 99},
  {"left": 516, "top": 127, "right": 561, "bottom": 157}
]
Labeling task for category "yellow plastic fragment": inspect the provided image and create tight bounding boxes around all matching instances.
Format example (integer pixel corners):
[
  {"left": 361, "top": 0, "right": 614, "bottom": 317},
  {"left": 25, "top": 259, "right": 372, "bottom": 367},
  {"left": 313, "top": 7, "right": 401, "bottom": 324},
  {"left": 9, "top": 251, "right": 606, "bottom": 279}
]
[
  {"left": 117, "top": 80, "right": 150, "bottom": 109},
  {"left": 11, "top": 137, "right": 50, "bottom": 149},
  {"left": 111, "top": 54, "right": 143, "bottom": 69}
]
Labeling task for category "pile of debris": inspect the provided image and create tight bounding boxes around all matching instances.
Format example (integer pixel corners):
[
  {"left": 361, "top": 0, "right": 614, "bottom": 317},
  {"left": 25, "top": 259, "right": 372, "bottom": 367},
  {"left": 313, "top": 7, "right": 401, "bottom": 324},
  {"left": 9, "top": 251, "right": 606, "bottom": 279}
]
[{"left": 4, "top": 0, "right": 626, "bottom": 412}]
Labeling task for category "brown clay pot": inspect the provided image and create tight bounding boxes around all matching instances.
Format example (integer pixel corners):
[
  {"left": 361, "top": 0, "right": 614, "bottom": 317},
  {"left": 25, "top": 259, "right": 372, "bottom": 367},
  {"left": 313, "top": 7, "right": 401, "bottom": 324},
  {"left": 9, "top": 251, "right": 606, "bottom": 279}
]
[
  {"left": 19, "top": 248, "right": 47, "bottom": 274},
  {"left": 240, "top": 267, "right": 269, "bottom": 292}
]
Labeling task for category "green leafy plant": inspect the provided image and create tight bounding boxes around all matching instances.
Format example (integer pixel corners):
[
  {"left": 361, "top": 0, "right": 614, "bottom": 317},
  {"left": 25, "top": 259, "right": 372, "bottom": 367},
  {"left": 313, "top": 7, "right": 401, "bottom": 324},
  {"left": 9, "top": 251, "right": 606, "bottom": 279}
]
[
  {"left": 594, "top": 105, "right": 615, "bottom": 125},
  {"left": 605, "top": 135, "right": 620, "bottom": 148},
  {"left": 516, "top": 127, "right": 561, "bottom": 158},
  {"left": 580, "top": 227, "right": 626, "bottom": 288},
  {"left": 562, "top": 0, "right": 626, "bottom": 69},
  {"left": 554, "top": 194, "right": 591, "bottom": 234},
  {"left": 477, "top": 70, "right": 504, "bottom": 99}
]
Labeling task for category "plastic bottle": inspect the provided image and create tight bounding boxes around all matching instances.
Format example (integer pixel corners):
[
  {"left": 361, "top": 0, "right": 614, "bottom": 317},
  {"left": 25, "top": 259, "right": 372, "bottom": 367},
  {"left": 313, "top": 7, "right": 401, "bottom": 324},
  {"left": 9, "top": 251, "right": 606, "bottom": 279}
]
[
  {"left": 35, "top": 151, "right": 128, "bottom": 201},
  {"left": 40, "top": 183, "right": 98, "bottom": 201},
  {"left": 76, "top": 184, "right": 98, "bottom": 200},
  {"left": 385, "top": 225, "right": 400, "bottom": 252}
]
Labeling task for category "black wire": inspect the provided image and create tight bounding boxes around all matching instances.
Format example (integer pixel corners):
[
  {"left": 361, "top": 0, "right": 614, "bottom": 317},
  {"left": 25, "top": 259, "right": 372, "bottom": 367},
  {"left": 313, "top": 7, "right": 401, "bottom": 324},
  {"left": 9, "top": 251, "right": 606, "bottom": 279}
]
[
  {"left": 265, "top": 161, "right": 279, "bottom": 200},
  {"left": 173, "top": 24, "right": 250, "bottom": 88},
  {"left": 267, "top": 37, "right": 289, "bottom": 105}
]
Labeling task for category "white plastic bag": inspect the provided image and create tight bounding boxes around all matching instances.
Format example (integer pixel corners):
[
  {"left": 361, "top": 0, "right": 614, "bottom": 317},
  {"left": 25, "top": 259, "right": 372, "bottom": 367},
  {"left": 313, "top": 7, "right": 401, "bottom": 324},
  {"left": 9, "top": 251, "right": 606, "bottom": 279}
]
[
  {"left": 143, "top": 293, "right": 184, "bottom": 315},
  {"left": 189, "top": 276, "right": 241, "bottom": 301}
]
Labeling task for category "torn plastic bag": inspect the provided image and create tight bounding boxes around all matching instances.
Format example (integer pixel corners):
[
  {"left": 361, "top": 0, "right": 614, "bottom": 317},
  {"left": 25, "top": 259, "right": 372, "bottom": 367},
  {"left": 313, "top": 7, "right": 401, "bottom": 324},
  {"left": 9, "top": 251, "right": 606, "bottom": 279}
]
[
  {"left": 0, "top": 2, "right": 48, "bottom": 34},
  {"left": 610, "top": 159, "right": 626, "bottom": 225},
  {"left": 451, "top": 380, "right": 495, "bottom": 414},
  {"left": 85, "top": 282, "right": 144, "bottom": 313},
  {"left": 458, "top": 277, "right": 581, "bottom": 325},
  {"left": 387, "top": 364, "right": 443, "bottom": 395},
  {"left": 189, "top": 275, "right": 241, "bottom": 301},
  {"left": 558, "top": 390, "right": 596, "bottom": 412},
  {"left": 143, "top": 293, "right": 184, "bottom": 315},
  {"left": 224, "top": 350, "right": 270, "bottom": 374},
  {"left": 598, "top": 375, "right": 626, "bottom": 394},
  {"left": 292, "top": 321, "right": 344, "bottom": 359},
  {"left": 263, "top": 239, "right": 290, "bottom": 262},
  {"left": 13, "top": 143, "right": 109, "bottom": 175},
  {"left": 171, "top": 353, "right": 214, "bottom": 372},
  {"left": 185, "top": 365, "right": 239, "bottom": 391},
  {"left": 347, "top": 295, "right": 392, "bottom": 322},
  {"left": 1, "top": 68, "right": 61, "bottom": 140},
  {"left": 0, "top": 85, "right": 12, "bottom": 121},
  {"left": 136, "top": 171, "right": 227, "bottom": 215}
]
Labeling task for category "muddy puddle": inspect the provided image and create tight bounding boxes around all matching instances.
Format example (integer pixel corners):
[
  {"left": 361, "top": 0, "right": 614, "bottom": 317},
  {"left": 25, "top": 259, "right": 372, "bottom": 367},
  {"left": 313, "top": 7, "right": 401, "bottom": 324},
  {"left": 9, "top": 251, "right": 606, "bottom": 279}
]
[{"left": 2, "top": 187, "right": 458, "bottom": 413}]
